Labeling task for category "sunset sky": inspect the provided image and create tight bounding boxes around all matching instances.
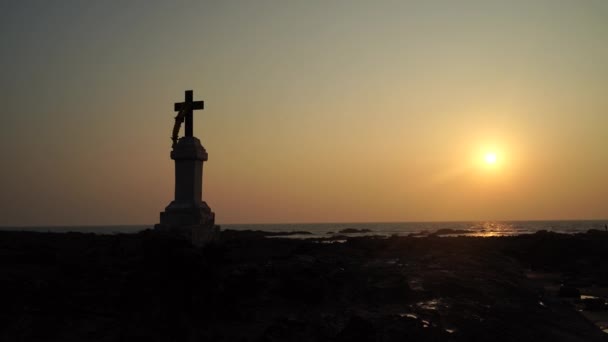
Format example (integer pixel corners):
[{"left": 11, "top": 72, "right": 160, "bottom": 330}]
[{"left": 1, "top": 1, "right": 607, "bottom": 225}]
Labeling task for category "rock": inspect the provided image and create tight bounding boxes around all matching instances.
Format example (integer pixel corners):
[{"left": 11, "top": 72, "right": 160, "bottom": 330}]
[
  {"left": 257, "top": 317, "right": 311, "bottom": 342},
  {"left": 265, "top": 231, "right": 313, "bottom": 236},
  {"left": 583, "top": 297, "right": 606, "bottom": 311},
  {"left": 558, "top": 285, "right": 580, "bottom": 298},
  {"left": 4, "top": 230, "right": 608, "bottom": 342},
  {"left": 335, "top": 315, "right": 375, "bottom": 342},
  {"left": 431, "top": 228, "right": 472, "bottom": 236},
  {"left": 367, "top": 275, "right": 411, "bottom": 302},
  {"left": 338, "top": 228, "right": 372, "bottom": 234},
  {"left": 220, "top": 230, "right": 312, "bottom": 239}
]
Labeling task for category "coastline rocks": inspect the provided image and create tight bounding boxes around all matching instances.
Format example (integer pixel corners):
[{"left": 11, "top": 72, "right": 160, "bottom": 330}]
[
  {"left": 586, "top": 229, "right": 608, "bottom": 235},
  {"left": 558, "top": 285, "right": 580, "bottom": 298},
  {"left": 2, "top": 230, "right": 608, "bottom": 341},
  {"left": 220, "top": 229, "right": 312, "bottom": 239},
  {"left": 583, "top": 297, "right": 606, "bottom": 311},
  {"left": 335, "top": 315, "right": 376, "bottom": 342},
  {"left": 431, "top": 228, "right": 473, "bottom": 236},
  {"left": 266, "top": 230, "right": 314, "bottom": 237},
  {"left": 338, "top": 228, "right": 372, "bottom": 234}
]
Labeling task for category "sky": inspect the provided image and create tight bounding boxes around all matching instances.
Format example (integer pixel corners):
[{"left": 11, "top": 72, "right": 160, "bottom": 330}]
[{"left": 1, "top": 0, "right": 607, "bottom": 225}]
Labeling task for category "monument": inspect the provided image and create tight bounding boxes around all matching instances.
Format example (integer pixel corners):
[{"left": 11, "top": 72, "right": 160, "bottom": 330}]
[{"left": 155, "top": 90, "right": 220, "bottom": 246}]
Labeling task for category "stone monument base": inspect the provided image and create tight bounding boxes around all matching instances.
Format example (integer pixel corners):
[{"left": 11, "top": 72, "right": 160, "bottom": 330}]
[
  {"left": 155, "top": 200, "right": 219, "bottom": 246},
  {"left": 154, "top": 223, "right": 220, "bottom": 247}
]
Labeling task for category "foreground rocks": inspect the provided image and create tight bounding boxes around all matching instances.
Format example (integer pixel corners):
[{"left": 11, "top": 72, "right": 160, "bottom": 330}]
[{"left": 1, "top": 230, "right": 608, "bottom": 341}]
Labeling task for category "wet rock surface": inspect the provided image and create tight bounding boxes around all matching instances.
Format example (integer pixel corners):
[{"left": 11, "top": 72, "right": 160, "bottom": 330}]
[{"left": 1, "top": 230, "right": 608, "bottom": 341}]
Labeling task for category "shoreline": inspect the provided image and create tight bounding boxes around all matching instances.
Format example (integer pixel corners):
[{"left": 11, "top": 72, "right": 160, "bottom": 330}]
[
  {"left": 2, "top": 230, "right": 608, "bottom": 341},
  {"left": 2, "top": 219, "right": 608, "bottom": 239}
]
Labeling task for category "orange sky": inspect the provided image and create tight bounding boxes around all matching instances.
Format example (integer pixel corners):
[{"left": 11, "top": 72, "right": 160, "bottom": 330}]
[{"left": 1, "top": 1, "right": 607, "bottom": 225}]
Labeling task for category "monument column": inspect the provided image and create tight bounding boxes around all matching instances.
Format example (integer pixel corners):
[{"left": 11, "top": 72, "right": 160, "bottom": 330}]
[{"left": 155, "top": 90, "right": 219, "bottom": 245}]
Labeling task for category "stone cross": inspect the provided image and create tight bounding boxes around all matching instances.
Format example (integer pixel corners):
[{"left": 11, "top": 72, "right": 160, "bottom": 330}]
[{"left": 174, "top": 90, "right": 205, "bottom": 137}]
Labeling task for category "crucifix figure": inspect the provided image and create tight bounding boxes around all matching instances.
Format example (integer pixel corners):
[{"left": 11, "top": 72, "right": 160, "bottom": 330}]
[{"left": 172, "top": 90, "right": 205, "bottom": 146}]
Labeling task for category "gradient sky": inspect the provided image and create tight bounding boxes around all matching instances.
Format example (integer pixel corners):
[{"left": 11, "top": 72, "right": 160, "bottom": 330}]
[{"left": 1, "top": 0, "right": 607, "bottom": 225}]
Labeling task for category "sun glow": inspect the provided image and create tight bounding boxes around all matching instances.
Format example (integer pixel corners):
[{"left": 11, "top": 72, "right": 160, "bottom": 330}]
[{"left": 484, "top": 153, "right": 497, "bottom": 164}]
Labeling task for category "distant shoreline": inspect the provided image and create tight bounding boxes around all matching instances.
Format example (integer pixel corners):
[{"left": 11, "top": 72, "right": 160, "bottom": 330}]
[{"left": 1, "top": 219, "right": 606, "bottom": 238}]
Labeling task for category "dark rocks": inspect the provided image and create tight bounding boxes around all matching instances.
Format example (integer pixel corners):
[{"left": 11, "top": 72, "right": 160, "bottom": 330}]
[
  {"left": 431, "top": 228, "right": 473, "bottom": 236},
  {"left": 586, "top": 229, "right": 608, "bottom": 235},
  {"left": 583, "top": 297, "right": 606, "bottom": 311},
  {"left": 2, "top": 230, "right": 608, "bottom": 341},
  {"left": 220, "top": 229, "right": 312, "bottom": 239},
  {"left": 335, "top": 315, "right": 376, "bottom": 342},
  {"left": 276, "top": 230, "right": 313, "bottom": 236},
  {"left": 257, "top": 317, "right": 317, "bottom": 342},
  {"left": 338, "top": 228, "right": 372, "bottom": 234},
  {"left": 558, "top": 285, "right": 581, "bottom": 298}
]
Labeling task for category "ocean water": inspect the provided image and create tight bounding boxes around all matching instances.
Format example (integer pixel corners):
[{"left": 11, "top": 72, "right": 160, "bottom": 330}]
[{"left": 1, "top": 220, "right": 607, "bottom": 238}]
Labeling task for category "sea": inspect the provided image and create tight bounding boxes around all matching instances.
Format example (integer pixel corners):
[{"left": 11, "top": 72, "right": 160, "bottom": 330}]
[{"left": 1, "top": 220, "right": 607, "bottom": 238}]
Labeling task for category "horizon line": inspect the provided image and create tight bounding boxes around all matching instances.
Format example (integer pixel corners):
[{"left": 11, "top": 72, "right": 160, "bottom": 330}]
[{"left": 1, "top": 217, "right": 607, "bottom": 228}]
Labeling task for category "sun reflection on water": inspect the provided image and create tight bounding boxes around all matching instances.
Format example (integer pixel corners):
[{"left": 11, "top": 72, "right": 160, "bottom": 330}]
[{"left": 468, "top": 221, "right": 518, "bottom": 237}]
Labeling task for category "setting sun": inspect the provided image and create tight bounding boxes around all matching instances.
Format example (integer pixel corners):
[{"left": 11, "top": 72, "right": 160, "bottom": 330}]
[{"left": 485, "top": 153, "right": 498, "bottom": 164}]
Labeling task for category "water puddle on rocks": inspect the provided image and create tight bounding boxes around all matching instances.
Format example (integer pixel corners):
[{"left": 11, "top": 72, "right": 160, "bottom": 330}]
[
  {"left": 398, "top": 313, "right": 430, "bottom": 328},
  {"left": 399, "top": 313, "right": 418, "bottom": 320},
  {"left": 574, "top": 290, "right": 608, "bottom": 334},
  {"left": 401, "top": 302, "right": 458, "bottom": 334},
  {"left": 525, "top": 272, "right": 608, "bottom": 334},
  {"left": 416, "top": 298, "right": 442, "bottom": 311}
]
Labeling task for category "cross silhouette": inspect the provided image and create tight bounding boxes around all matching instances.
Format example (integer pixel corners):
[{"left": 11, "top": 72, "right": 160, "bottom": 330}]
[{"left": 174, "top": 90, "right": 204, "bottom": 137}]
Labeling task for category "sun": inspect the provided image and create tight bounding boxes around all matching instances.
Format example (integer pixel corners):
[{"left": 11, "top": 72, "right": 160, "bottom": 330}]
[{"left": 484, "top": 152, "right": 498, "bottom": 164}]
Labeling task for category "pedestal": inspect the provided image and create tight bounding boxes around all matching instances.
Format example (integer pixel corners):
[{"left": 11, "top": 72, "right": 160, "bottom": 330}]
[{"left": 155, "top": 136, "right": 220, "bottom": 246}]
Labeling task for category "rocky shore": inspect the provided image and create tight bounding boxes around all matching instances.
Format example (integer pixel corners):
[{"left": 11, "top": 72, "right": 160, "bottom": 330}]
[{"left": 2, "top": 229, "right": 608, "bottom": 341}]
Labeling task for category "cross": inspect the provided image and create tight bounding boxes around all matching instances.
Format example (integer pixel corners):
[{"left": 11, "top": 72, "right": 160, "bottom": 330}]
[{"left": 174, "top": 90, "right": 204, "bottom": 137}]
